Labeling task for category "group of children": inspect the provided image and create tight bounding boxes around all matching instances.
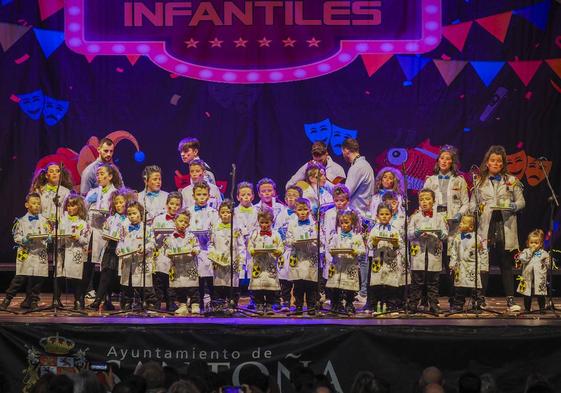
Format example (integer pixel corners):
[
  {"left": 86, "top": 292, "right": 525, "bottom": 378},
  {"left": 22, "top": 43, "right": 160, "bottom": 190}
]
[{"left": 0, "top": 142, "right": 552, "bottom": 315}]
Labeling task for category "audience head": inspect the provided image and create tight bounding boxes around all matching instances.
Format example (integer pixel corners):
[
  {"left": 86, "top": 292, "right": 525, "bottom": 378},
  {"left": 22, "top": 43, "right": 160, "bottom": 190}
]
[
  {"left": 458, "top": 372, "right": 481, "bottom": 393},
  {"left": 350, "top": 371, "right": 390, "bottom": 393}
]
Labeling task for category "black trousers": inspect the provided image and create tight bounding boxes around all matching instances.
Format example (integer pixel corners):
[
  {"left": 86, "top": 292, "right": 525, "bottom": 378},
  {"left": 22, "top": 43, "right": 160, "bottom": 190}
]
[
  {"left": 198, "top": 276, "right": 214, "bottom": 311},
  {"left": 524, "top": 295, "right": 546, "bottom": 311},
  {"left": 5, "top": 275, "right": 43, "bottom": 303},
  {"left": 174, "top": 287, "right": 200, "bottom": 304},
  {"left": 409, "top": 271, "right": 439, "bottom": 307},
  {"left": 253, "top": 290, "right": 279, "bottom": 306},
  {"left": 120, "top": 286, "right": 157, "bottom": 305},
  {"left": 213, "top": 286, "right": 240, "bottom": 306},
  {"left": 331, "top": 289, "right": 355, "bottom": 306},
  {"left": 96, "top": 268, "right": 119, "bottom": 304},
  {"left": 153, "top": 272, "right": 175, "bottom": 307},
  {"left": 55, "top": 277, "right": 83, "bottom": 302},
  {"left": 452, "top": 287, "right": 484, "bottom": 307},
  {"left": 293, "top": 280, "right": 317, "bottom": 308},
  {"left": 489, "top": 242, "right": 515, "bottom": 296},
  {"left": 368, "top": 285, "right": 400, "bottom": 310},
  {"left": 279, "top": 279, "right": 292, "bottom": 305}
]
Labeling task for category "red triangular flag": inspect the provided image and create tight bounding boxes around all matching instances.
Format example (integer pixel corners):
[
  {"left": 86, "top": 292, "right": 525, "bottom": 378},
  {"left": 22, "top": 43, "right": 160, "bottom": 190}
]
[
  {"left": 442, "top": 21, "right": 472, "bottom": 52},
  {"left": 0, "top": 22, "right": 31, "bottom": 52},
  {"left": 476, "top": 12, "right": 512, "bottom": 43},
  {"left": 38, "top": 0, "right": 64, "bottom": 21},
  {"left": 433, "top": 60, "right": 468, "bottom": 86},
  {"left": 508, "top": 60, "right": 542, "bottom": 86},
  {"left": 126, "top": 55, "right": 140, "bottom": 66},
  {"left": 361, "top": 54, "right": 392, "bottom": 77},
  {"left": 545, "top": 59, "right": 561, "bottom": 79},
  {"left": 84, "top": 54, "right": 96, "bottom": 63}
]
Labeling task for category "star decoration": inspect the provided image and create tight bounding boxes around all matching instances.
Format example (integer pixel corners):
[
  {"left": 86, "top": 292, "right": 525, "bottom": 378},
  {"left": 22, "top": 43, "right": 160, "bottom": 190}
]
[
  {"left": 184, "top": 38, "right": 199, "bottom": 48},
  {"left": 234, "top": 37, "right": 248, "bottom": 48},
  {"left": 282, "top": 37, "right": 296, "bottom": 47},
  {"left": 306, "top": 37, "right": 321, "bottom": 47},
  {"left": 209, "top": 37, "right": 224, "bottom": 48},
  {"left": 258, "top": 37, "right": 272, "bottom": 47}
]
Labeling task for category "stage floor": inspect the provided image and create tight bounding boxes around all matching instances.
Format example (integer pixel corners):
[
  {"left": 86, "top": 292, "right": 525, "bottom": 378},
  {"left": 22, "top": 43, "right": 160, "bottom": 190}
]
[{"left": 1, "top": 293, "right": 561, "bottom": 326}]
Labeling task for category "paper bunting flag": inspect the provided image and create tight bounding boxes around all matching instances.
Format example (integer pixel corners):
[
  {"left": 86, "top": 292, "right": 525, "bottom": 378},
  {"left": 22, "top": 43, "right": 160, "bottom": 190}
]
[
  {"left": 545, "top": 59, "right": 561, "bottom": 79},
  {"left": 513, "top": 0, "right": 551, "bottom": 31},
  {"left": 126, "top": 55, "right": 140, "bottom": 66},
  {"left": 33, "top": 28, "right": 64, "bottom": 58},
  {"left": 471, "top": 61, "right": 505, "bottom": 86},
  {"left": 442, "top": 21, "right": 472, "bottom": 52},
  {"left": 433, "top": 60, "right": 468, "bottom": 86},
  {"left": 508, "top": 60, "right": 542, "bottom": 86},
  {"left": 38, "top": 0, "right": 64, "bottom": 21},
  {"left": 84, "top": 54, "right": 96, "bottom": 63},
  {"left": 476, "top": 12, "right": 512, "bottom": 43},
  {"left": 0, "top": 22, "right": 31, "bottom": 52},
  {"left": 361, "top": 54, "right": 393, "bottom": 77},
  {"left": 397, "top": 56, "right": 431, "bottom": 81}
]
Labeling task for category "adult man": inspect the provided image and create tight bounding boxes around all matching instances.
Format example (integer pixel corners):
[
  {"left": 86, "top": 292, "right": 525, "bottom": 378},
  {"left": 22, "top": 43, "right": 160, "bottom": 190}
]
[
  {"left": 285, "top": 141, "right": 346, "bottom": 189},
  {"left": 177, "top": 137, "right": 216, "bottom": 184},
  {"left": 80, "top": 138, "right": 121, "bottom": 195}
]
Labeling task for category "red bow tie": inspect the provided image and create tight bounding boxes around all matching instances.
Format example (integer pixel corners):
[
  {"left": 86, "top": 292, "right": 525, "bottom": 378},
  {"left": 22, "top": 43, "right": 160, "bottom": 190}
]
[
  {"left": 260, "top": 230, "right": 272, "bottom": 237},
  {"left": 166, "top": 214, "right": 175, "bottom": 221},
  {"left": 422, "top": 211, "right": 433, "bottom": 218},
  {"left": 173, "top": 232, "right": 185, "bottom": 238}
]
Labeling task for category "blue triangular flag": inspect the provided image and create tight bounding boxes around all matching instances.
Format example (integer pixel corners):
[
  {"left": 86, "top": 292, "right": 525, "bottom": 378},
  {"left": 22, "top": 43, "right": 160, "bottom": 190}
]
[
  {"left": 471, "top": 61, "right": 505, "bottom": 86},
  {"left": 513, "top": 0, "right": 550, "bottom": 31},
  {"left": 397, "top": 55, "right": 431, "bottom": 81},
  {"left": 33, "top": 28, "right": 64, "bottom": 58},
  {"left": 1, "top": 0, "right": 14, "bottom": 6}
]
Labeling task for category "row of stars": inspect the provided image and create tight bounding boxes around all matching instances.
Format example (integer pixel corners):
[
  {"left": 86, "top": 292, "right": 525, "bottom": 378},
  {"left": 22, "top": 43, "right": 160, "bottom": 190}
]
[{"left": 184, "top": 37, "right": 321, "bottom": 48}]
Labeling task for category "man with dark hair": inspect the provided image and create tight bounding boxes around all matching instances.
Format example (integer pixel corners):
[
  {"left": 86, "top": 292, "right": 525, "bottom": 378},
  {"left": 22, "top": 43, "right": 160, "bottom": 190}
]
[
  {"left": 458, "top": 372, "right": 481, "bottom": 393},
  {"left": 80, "top": 137, "right": 123, "bottom": 195},
  {"left": 285, "top": 141, "right": 346, "bottom": 189},
  {"left": 178, "top": 137, "right": 215, "bottom": 184},
  {"left": 136, "top": 361, "right": 166, "bottom": 393}
]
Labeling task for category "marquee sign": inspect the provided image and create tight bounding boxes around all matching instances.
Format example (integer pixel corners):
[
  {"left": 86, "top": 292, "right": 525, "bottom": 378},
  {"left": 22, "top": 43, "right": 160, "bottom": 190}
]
[{"left": 65, "top": 0, "right": 442, "bottom": 83}]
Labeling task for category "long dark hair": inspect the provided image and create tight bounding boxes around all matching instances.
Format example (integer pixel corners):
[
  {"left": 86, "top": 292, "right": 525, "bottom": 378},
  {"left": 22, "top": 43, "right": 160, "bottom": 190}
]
[
  {"left": 96, "top": 163, "right": 124, "bottom": 188},
  {"left": 433, "top": 145, "right": 460, "bottom": 176},
  {"left": 30, "top": 162, "right": 74, "bottom": 193},
  {"left": 479, "top": 145, "right": 508, "bottom": 182}
]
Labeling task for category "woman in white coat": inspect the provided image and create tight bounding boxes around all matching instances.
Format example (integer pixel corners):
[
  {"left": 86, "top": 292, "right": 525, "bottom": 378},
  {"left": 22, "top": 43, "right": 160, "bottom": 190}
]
[{"left": 470, "top": 145, "right": 525, "bottom": 312}]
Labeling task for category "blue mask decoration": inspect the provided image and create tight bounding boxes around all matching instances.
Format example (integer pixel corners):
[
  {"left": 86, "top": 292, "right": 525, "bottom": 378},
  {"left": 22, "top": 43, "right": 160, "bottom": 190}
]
[
  {"left": 304, "top": 118, "right": 332, "bottom": 144},
  {"left": 330, "top": 125, "right": 357, "bottom": 156},
  {"left": 43, "top": 96, "right": 69, "bottom": 126},
  {"left": 18, "top": 90, "right": 45, "bottom": 120}
]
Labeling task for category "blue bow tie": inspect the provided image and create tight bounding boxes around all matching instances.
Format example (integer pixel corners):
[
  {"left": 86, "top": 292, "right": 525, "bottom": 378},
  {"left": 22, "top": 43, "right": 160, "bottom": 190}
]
[
  {"left": 287, "top": 208, "right": 295, "bottom": 215},
  {"left": 489, "top": 175, "right": 502, "bottom": 181},
  {"left": 319, "top": 188, "right": 324, "bottom": 195},
  {"left": 461, "top": 233, "right": 472, "bottom": 240},
  {"left": 341, "top": 232, "right": 352, "bottom": 239},
  {"left": 28, "top": 215, "right": 39, "bottom": 222},
  {"left": 146, "top": 191, "right": 159, "bottom": 198},
  {"left": 438, "top": 175, "right": 450, "bottom": 180},
  {"left": 379, "top": 189, "right": 388, "bottom": 195},
  {"left": 378, "top": 224, "right": 392, "bottom": 231},
  {"left": 298, "top": 219, "right": 310, "bottom": 226},
  {"left": 194, "top": 205, "right": 207, "bottom": 211},
  {"left": 129, "top": 224, "right": 140, "bottom": 232},
  {"left": 535, "top": 250, "right": 542, "bottom": 257},
  {"left": 119, "top": 214, "right": 126, "bottom": 221}
]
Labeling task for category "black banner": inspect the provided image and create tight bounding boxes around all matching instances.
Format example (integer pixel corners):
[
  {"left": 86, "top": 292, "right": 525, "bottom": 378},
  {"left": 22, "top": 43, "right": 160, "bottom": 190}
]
[{"left": 1, "top": 322, "right": 561, "bottom": 393}]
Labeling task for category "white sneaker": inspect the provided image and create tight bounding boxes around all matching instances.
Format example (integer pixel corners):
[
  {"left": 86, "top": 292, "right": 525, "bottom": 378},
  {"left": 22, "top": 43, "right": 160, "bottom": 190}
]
[
  {"left": 356, "top": 294, "right": 367, "bottom": 304},
  {"left": 175, "top": 303, "right": 188, "bottom": 316},
  {"left": 85, "top": 290, "right": 96, "bottom": 299},
  {"left": 507, "top": 297, "right": 521, "bottom": 312},
  {"left": 191, "top": 303, "right": 201, "bottom": 314},
  {"left": 323, "top": 299, "right": 331, "bottom": 307}
]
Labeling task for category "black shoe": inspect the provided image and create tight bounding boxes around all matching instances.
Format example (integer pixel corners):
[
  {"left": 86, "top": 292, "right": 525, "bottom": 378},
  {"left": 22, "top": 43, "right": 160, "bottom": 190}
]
[
  {"left": 294, "top": 306, "right": 303, "bottom": 315},
  {"left": 450, "top": 305, "right": 464, "bottom": 312},
  {"left": 246, "top": 300, "right": 256, "bottom": 310},
  {"left": 429, "top": 304, "right": 441, "bottom": 314},
  {"left": 73, "top": 301, "right": 81, "bottom": 310},
  {"left": 54, "top": 299, "right": 64, "bottom": 308},
  {"left": 264, "top": 305, "right": 274, "bottom": 316},
  {"left": 122, "top": 303, "right": 132, "bottom": 311},
  {"left": 344, "top": 304, "right": 356, "bottom": 315},
  {"left": 29, "top": 302, "right": 39, "bottom": 311},
  {"left": 20, "top": 298, "right": 32, "bottom": 309},
  {"left": 88, "top": 300, "right": 101, "bottom": 310},
  {"left": 167, "top": 302, "right": 178, "bottom": 312},
  {"left": 103, "top": 302, "right": 115, "bottom": 311},
  {"left": 0, "top": 298, "right": 11, "bottom": 310},
  {"left": 307, "top": 308, "right": 316, "bottom": 316},
  {"left": 329, "top": 302, "right": 342, "bottom": 313}
]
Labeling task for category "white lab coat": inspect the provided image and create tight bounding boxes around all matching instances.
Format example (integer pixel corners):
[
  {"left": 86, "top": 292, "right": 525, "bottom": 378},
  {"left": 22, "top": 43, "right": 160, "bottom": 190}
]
[
  {"left": 325, "top": 230, "right": 365, "bottom": 291},
  {"left": 13, "top": 213, "right": 51, "bottom": 277},
  {"left": 408, "top": 210, "right": 448, "bottom": 272},
  {"left": 449, "top": 232, "right": 489, "bottom": 288},
  {"left": 56, "top": 214, "right": 91, "bottom": 279}
]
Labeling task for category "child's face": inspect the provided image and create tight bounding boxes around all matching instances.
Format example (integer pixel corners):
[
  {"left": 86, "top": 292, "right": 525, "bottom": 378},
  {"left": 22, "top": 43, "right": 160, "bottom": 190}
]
[
  {"left": 528, "top": 236, "right": 542, "bottom": 250},
  {"left": 96, "top": 167, "right": 112, "bottom": 187},
  {"left": 127, "top": 207, "right": 141, "bottom": 224},
  {"left": 308, "top": 169, "right": 326, "bottom": 186},
  {"left": 438, "top": 152, "right": 453, "bottom": 173},
  {"left": 219, "top": 206, "right": 232, "bottom": 224},
  {"left": 26, "top": 197, "right": 42, "bottom": 215},
  {"left": 419, "top": 192, "right": 434, "bottom": 211},
  {"left": 385, "top": 198, "right": 398, "bottom": 214},
  {"left": 334, "top": 194, "right": 349, "bottom": 211},
  {"left": 193, "top": 187, "right": 210, "bottom": 206},
  {"left": 339, "top": 216, "right": 353, "bottom": 233},
  {"left": 381, "top": 171, "right": 395, "bottom": 189},
  {"left": 67, "top": 202, "right": 79, "bottom": 217},
  {"left": 285, "top": 189, "right": 301, "bottom": 208},
  {"left": 377, "top": 208, "right": 392, "bottom": 225},
  {"left": 459, "top": 216, "right": 474, "bottom": 232},
  {"left": 189, "top": 164, "right": 205, "bottom": 183},
  {"left": 45, "top": 165, "right": 61, "bottom": 185},
  {"left": 295, "top": 203, "right": 310, "bottom": 221},
  {"left": 486, "top": 153, "right": 504, "bottom": 175},
  {"left": 146, "top": 172, "right": 161, "bottom": 192},
  {"left": 180, "top": 147, "right": 198, "bottom": 163},
  {"left": 258, "top": 183, "right": 275, "bottom": 203},
  {"left": 175, "top": 214, "right": 190, "bottom": 232},
  {"left": 166, "top": 198, "right": 181, "bottom": 216},
  {"left": 237, "top": 187, "right": 254, "bottom": 207},
  {"left": 114, "top": 195, "right": 126, "bottom": 215},
  {"left": 258, "top": 217, "right": 272, "bottom": 232}
]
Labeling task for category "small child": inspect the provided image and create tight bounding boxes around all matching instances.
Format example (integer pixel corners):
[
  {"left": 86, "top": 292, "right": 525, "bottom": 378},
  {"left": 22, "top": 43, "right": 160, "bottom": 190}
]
[
  {"left": 254, "top": 178, "right": 287, "bottom": 229},
  {"left": 369, "top": 167, "right": 405, "bottom": 220},
  {"left": 326, "top": 209, "right": 365, "bottom": 314},
  {"left": 90, "top": 188, "right": 135, "bottom": 310},
  {"left": 286, "top": 198, "right": 319, "bottom": 315},
  {"left": 234, "top": 181, "right": 259, "bottom": 241},
  {"left": 208, "top": 200, "right": 245, "bottom": 309},
  {"left": 163, "top": 209, "right": 201, "bottom": 315},
  {"left": 182, "top": 159, "right": 222, "bottom": 209},
  {"left": 449, "top": 214, "right": 489, "bottom": 311},
  {"left": 367, "top": 203, "right": 404, "bottom": 314},
  {"left": 407, "top": 189, "right": 448, "bottom": 313},
  {"left": 382, "top": 191, "right": 406, "bottom": 238},
  {"left": 138, "top": 165, "right": 169, "bottom": 225},
  {"left": 0, "top": 193, "right": 51, "bottom": 310},
  {"left": 188, "top": 181, "right": 220, "bottom": 311},
  {"left": 516, "top": 229, "right": 550, "bottom": 313},
  {"left": 55, "top": 194, "right": 91, "bottom": 310},
  {"left": 151, "top": 191, "right": 183, "bottom": 311},
  {"left": 301, "top": 162, "right": 333, "bottom": 215},
  {"left": 247, "top": 207, "right": 284, "bottom": 314},
  {"left": 30, "top": 162, "right": 73, "bottom": 224},
  {"left": 117, "top": 201, "right": 158, "bottom": 310}
]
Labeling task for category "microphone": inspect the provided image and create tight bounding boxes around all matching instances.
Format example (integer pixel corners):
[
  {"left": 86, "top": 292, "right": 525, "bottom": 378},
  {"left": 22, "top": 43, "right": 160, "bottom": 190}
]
[
  {"left": 469, "top": 165, "right": 480, "bottom": 174},
  {"left": 536, "top": 156, "right": 549, "bottom": 161}
]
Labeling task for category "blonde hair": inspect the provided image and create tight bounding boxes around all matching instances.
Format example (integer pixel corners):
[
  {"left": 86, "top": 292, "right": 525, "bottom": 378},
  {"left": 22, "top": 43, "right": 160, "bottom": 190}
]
[{"left": 526, "top": 229, "right": 545, "bottom": 248}]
